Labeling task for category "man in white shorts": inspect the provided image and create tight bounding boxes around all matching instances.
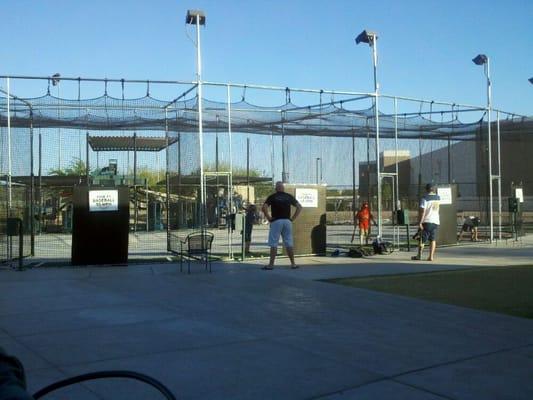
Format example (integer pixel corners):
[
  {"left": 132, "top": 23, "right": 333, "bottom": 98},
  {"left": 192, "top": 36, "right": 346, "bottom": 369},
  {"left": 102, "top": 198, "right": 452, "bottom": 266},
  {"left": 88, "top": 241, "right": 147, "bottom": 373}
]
[
  {"left": 261, "top": 181, "right": 302, "bottom": 269},
  {"left": 412, "top": 183, "right": 440, "bottom": 261}
]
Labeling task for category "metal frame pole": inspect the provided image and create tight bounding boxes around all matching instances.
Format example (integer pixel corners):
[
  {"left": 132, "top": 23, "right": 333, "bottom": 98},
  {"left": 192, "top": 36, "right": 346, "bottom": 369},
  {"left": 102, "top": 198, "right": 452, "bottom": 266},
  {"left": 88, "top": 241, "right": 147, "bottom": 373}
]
[
  {"left": 394, "top": 97, "right": 399, "bottom": 247},
  {"left": 497, "top": 111, "right": 502, "bottom": 240},
  {"left": 133, "top": 132, "right": 137, "bottom": 232},
  {"left": 486, "top": 58, "right": 493, "bottom": 242},
  {"left": 227, "top": 84, "right": 234, "bottom": 259},
  {"left": 195, "top": 14, "right": 206, "bottom": 230},
  {"left": 281, "top": 111, "right": 286, "bottom": 182},
  {"left": 165, "top": 107, "right": 170, "bottom": 250},
  {"left": 6, "top": 78, "right": 12, "bottom": 212},
  {"left": 38, "top": 129, "right": 42, "bottom": 234},
  {"left": 372, "top": 38, "right": 382, "bottom": 238},
  {"left": 30, "top": 110, "right": 35, "bottom": 256}
]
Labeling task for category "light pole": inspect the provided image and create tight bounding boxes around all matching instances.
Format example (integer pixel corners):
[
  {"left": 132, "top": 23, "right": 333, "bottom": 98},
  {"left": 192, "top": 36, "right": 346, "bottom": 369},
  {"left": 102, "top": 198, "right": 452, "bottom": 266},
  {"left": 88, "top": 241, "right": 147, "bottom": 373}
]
[
  {"left": 529, "top": 77, "right": 533, "bottom": 84},
  {"left": 52, "top": 73, "right": 61, "bottom": 171},
  {"left": 472, "top": 54, "right": 494, "bottom": 242},
  {"left": 356, "top": 30, "right": 382, "bottom": 238},
  {"left": 186, "top": 9, "right": 206, "bottom": 228}
]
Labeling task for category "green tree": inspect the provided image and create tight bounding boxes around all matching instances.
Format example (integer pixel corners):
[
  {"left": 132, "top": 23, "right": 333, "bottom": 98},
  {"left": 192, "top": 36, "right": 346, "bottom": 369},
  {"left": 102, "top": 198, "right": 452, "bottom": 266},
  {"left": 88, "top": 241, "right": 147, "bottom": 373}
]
[{"left": 49, "top": 158, "right": 89, "bottom": 176}]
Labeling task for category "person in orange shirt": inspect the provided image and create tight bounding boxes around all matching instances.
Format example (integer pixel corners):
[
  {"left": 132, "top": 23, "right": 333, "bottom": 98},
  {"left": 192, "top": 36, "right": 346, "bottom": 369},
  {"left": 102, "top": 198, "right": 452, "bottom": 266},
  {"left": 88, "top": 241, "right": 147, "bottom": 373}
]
[{"left": 351, "top": 201, "right": 376, "bottom": 245}]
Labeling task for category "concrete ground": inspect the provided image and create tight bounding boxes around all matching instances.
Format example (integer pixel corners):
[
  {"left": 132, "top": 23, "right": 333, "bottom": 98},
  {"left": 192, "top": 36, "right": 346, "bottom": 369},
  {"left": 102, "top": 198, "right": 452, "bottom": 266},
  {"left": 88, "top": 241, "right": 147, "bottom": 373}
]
[{"left": 1, "top": 238, "right": 532, "bottom": 399}]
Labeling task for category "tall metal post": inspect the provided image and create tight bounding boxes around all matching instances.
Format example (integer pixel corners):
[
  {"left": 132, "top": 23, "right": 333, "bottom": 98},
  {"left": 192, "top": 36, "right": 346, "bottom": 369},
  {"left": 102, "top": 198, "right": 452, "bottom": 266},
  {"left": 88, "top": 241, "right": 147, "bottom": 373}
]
[
  {"left": 6, "top": 78, "right": 12, "bottom": 210},
  {"left": 497, "top": 111, "right": 502, "bottom": 240},
  {"left": 351, "top": 130, "right": 356, "bottom": 231},
  {"left": 38, "top": 129, "right": 42, "bottom": 234},
  {"left": 133, "top": 132, "right": 138, "bottom": 232},
  {"left": 394, "top": 97, "right": 400, "bottom": 247},
  {"left": 227, "top": 84, "right": 234, "bottom": 259},
  {"left": 246, "top": 137, "right": 250, "bottom": 202},
  {"left": 195, "top": 14, "right": 206, "bottom": 229},
  {"left": 371, "top": 37, "right": 382, "bottom": 238},
  {"left": 164, "top": 108, "right": 170, "bottom": 250},
  {"left": 486, "top": 58, "right": 493, "bottom": 242},
  {"left": 30, "top": 110, "right": 35, "bottom": 255},
  {"left": 281, "top": 112, "right": 287, "bottom": 182}
]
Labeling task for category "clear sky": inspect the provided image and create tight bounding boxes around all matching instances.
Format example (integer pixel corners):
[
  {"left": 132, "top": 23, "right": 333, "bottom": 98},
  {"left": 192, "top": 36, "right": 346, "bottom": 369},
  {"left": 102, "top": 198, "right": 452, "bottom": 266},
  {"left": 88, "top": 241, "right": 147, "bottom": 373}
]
[{"left": 0, "top": 0, "right": 532, "bottom": 115}]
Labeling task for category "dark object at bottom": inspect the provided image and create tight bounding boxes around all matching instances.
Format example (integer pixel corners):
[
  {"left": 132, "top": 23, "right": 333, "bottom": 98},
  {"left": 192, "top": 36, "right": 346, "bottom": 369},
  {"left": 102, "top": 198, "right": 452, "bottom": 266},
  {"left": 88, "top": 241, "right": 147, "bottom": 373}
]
[
  {"left": 33, "top": 370, "right": 176, "bottom": 399},
  {"left": 373, "top": 239, "right": 393, "bottom": 255},
  {"left": 348, "top": 246, "right": 372, "bottom": 257}
]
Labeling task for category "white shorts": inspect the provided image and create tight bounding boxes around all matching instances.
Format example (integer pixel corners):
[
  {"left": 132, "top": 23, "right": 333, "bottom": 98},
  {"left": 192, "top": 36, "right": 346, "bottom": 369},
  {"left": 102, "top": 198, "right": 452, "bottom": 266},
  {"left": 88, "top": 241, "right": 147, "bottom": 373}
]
[{"left": 268, "top": 219, "right": 293, "bottom": 248}]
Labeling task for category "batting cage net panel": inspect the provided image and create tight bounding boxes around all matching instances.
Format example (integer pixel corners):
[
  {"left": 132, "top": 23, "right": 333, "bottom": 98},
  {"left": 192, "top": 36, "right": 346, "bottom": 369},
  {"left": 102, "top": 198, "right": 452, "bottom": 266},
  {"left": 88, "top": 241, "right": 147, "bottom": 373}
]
[{"left": 0, "top": 77, "right": 531, "bottom": 263}]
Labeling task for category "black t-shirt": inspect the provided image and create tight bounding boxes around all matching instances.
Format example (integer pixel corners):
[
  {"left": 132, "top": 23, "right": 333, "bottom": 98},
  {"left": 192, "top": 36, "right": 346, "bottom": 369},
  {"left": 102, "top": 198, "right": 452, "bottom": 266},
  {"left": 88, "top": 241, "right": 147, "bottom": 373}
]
[{"left": 265, "top": 192, "right": 299, "bottom": 221}]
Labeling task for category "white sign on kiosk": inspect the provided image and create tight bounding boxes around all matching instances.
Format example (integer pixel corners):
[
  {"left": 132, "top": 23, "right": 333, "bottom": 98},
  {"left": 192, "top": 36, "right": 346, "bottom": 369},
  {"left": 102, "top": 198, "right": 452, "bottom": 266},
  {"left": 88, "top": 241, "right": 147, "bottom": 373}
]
[
  {"left": 295, "top": 188, "right": 318, "bottom": 208},
  {"left": 515, "top": 188, "right": 524, "bottom": 203},
  {"left": 437, "top": 187, "right": 452, "bottom": 205},
  {"left": 89, "top": 190, "right": 119, "bottom": 212}
]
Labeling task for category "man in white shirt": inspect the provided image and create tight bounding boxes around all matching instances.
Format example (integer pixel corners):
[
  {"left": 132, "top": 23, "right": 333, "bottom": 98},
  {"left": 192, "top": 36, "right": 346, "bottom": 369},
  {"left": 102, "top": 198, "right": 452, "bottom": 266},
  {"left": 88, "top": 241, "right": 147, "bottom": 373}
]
[{"left": 412, "top": 183, "right": 440, "bottom": 261}]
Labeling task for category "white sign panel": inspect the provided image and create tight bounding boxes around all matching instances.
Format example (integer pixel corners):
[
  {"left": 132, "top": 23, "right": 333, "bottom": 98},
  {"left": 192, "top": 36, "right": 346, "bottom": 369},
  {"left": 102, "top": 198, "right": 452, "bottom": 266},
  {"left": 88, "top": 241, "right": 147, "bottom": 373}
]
[
  {"left": 515, "top": 188, "right": 524, "bottom": 203},
  {"left": 295, "top": 188, "right": 318, "bottom": 208},
  {"left": 89, "top": 190, "right": 119, "bottom": 212},
  {"left": 437, "top": 187, "right": 452, "bottom": 205}
]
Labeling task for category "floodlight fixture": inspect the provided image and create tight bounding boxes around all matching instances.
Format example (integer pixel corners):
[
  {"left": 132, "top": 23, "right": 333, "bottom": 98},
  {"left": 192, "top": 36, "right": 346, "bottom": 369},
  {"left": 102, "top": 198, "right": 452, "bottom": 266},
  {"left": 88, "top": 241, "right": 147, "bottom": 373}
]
[
  {"left": 186, "top": 9, "right": 205, "bottom": 25},
  {"left": 355, "top": 30, "right": 377, "bottom": 46},
  {"left": 51, "top": 73, "right": 61, "bottom": 86},
  {"left": 472, "top": 54, "right": 488, "bottom": 66},
  {"left": 529, "top": 77, "right": 533, "bottom": 84}
]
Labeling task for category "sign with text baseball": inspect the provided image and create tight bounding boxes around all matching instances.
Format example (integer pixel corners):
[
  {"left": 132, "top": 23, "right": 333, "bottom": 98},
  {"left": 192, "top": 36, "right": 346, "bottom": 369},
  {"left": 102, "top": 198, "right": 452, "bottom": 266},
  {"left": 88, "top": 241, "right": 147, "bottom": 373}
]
[
  {"left": 437, "top": 187, "right": 452, "bottom": 205},
  {"left": 295, "top": 188, "right": 318, "bottom": 208},
  {"left": 89, "top": 190, "right": 119, "bottom": 212}
]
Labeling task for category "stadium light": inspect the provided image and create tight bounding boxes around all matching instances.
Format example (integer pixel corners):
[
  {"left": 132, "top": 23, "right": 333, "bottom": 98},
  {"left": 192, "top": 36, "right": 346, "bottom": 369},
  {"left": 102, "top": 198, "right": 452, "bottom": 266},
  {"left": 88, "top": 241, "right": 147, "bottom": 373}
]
[
  {"left": 356, "top": 29, "right": 382, "bottom": 238},
  {"left": 529, "top": 77, "right": 533, "bottom": 84},
  {"left": 472, "top": 53, "right": 494, "bottom": 242},
  {"left": 51, "top": 73, "right": 61, "bottom": 86}
]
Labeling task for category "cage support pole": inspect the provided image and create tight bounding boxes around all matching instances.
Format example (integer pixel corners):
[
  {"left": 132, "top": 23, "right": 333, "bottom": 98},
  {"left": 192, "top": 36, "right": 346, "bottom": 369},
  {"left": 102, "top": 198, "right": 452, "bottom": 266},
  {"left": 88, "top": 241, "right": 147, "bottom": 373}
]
[
  {"left": 38, "top": 130, "right": 42, "bottom": 235},
  {"left": 6, "top": 78, "right": 12, "bottom": 212},
  {"left": 146, "top": 180, "right": 149, "bottom": 232},
  {"left": 165, "top": 108, "right": 170, "bottom": 250},
  {"left": 281, "top": 112, "right": 286, "bottom": 182},
  {"left": 394, "top": 97, "right": 399, "bottom": 247},
  {"left": 486, "top": 59, "right": 493, "bottom": 243},
  {"left": 30, "top": 110, "right": 35, "bottom": 256},
  {"left": 85, "top": 109, "right": 90, "bottom": 186},
  {"left": 351, "top": 129, "right": 356, "bottom": 235},
  {"left": 270, "top": 126, "right": 275, "bottom": 186},
  {"left": 133, "top": 132, "right": 137, "bottom": 232},
  {"left": 371, "top": 39, "right": 383, "bottom": 238},
  {"left": 497, "top": 111, "right": 502, "bottom": 240},
  {"left": 246, "top": 137, "right": 250, "bottom": 202},
  {"left": 366, "top": 118, "right": 370, "bottom": 204},
  {"left": 227, "top": 84, "right": 234, "bottom": 259},
  {"left": 448, "top": 105, "right": 453, "bottom": 183},
  {"left": 6, "top": 78, "right": 12, "bottom": 260},
  {"left": 195, "top": 14, "right": 206, "bottom": 231}
]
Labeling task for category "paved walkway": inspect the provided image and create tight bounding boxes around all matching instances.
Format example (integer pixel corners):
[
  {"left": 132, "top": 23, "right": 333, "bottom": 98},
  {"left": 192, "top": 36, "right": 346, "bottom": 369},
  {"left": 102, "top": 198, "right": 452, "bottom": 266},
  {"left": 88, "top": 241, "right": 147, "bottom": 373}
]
[{"left": 1, "top": 239, "right": 532, "bottom": 399}]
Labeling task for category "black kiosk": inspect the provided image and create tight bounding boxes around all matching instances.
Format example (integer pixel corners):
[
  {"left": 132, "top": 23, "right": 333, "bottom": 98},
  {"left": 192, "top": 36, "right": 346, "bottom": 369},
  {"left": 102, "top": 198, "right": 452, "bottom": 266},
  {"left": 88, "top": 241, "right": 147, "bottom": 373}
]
[{"left": 71, "top": 186, "right": 129, "bottom": 265}]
